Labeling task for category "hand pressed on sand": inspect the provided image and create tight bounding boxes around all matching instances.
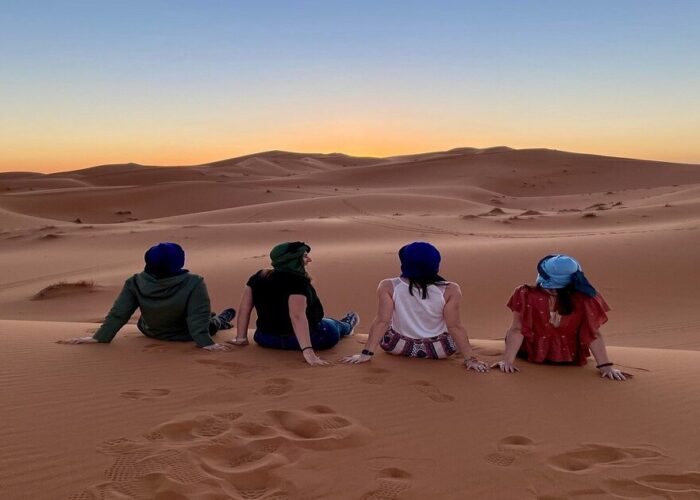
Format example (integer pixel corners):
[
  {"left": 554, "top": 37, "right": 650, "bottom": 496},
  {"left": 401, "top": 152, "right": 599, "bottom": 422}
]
[{"left": 57, "top": 336, "right": 98, "bottom": 344}]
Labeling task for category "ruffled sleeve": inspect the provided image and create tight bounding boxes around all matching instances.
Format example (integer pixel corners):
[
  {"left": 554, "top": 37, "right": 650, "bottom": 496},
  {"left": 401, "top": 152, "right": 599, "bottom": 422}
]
[
  {"left": 578, "top": 293, "right": 610, "bottom": 345},
  {"left": 507, "top": 285, "right": 535, "bottom": 340}
]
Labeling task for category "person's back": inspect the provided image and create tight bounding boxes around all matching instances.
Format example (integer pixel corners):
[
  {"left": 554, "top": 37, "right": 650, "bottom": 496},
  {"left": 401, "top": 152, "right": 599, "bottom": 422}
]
[
  {"left": 233, "top": 242, "right": 358, "bottom": 365},
  {"left": 120, "top": 271, "right": 206, "bottom": 340},
  {"left": 493, "top": 253, "right": 628, "bottom": 381},
  {"left": 342, "top": 241, "right": 489, "bottom": 371},
  {"left": 247, "top": 269, "right": 324, "bottom": 336},
  {"left": 390, "top": 277, "right": 448, "bottom": 339},
  {"left": 58, "top": 242, "right": 235, "bottom": 351}
]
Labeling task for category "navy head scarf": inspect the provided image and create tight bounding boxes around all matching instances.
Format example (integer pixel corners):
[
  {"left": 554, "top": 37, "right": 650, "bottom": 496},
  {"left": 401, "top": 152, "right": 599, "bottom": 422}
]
[
  {"left": 144, "top": 242, "right": 187, "bottom": 279},
  {"left": 399, "top": 242, "right": 445, "bottom": 280}
]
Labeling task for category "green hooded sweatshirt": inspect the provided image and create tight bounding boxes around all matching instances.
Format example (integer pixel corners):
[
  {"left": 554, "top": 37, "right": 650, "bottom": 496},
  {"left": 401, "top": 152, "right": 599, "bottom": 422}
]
[{"left": 92, "top": 272, "right": 215, "bottom": 347}]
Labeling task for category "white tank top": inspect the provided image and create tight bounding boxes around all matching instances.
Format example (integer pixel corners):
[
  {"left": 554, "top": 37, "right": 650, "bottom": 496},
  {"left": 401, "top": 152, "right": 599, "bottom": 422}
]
[{"left": 390, "top": 277, "right": 448, "bottom": 339}]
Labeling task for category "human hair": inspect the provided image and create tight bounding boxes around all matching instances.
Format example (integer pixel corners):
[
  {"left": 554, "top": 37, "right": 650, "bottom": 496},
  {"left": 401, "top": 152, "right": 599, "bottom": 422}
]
[
  {"left": 408, "top": 276, "right": 447, "bottom": 299},
  {"left": 555, "top": 285, "right": 576, "bottom": 315}
]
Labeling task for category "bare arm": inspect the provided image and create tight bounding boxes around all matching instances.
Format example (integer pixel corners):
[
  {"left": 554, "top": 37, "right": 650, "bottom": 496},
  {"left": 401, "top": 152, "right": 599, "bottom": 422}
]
[
  {"left": 588, "top": 332, "right": 610, "bottom": 365},
  {"left": 492, "top": 312, "right": 524, "bottom": 373},
  {"left": 443, "top": 284, "right": 489, "bottom": 372},
  {"left": 342, "top": 280, "right": 394, "bottom": 363},
  {"left": 289, "top": 294, "right": 330, "bottom": 366},
  {"left": 365, "top": 280, "right": 395, "bottom": 352},
  {"left": 442, "top": 284, "right": 474, "bottom": 357},
  {"left": 230, "top": 286, "right": 254, "bottom": 345},
  {"left": 589, "top": 331, "right": 627, "bottom": 381}
]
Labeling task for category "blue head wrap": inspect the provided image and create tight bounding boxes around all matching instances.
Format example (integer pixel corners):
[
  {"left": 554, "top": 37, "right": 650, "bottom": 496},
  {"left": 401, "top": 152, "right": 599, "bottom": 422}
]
[
  {"left": 399, "top": 242, "right": 443, "bottom": 279},
  {"left": 536, "top": 254, "right": 597, "bottom": 297},
  {"left": 144, "top": 242, "right": 187, "bottom": 279}
]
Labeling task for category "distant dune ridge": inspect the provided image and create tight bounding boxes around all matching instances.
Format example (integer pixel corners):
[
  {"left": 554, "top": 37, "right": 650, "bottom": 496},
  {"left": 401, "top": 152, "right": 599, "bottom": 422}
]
[{"left": 1, "top": 147, "right": 700, "bottom": 499}]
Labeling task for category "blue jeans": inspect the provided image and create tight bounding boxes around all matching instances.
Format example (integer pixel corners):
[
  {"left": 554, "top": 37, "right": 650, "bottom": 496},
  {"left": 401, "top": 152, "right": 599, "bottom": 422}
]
[{"left": 254, "top": 318, "right": 352, "bottom": 351}]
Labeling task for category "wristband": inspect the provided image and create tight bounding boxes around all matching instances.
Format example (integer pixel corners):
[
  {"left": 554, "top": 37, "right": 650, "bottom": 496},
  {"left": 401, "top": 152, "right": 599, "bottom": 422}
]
[
  {"left": 301, "top": 346, "right": 313, "bottom": 352},
  {"left": 596, "top": 362, "right": 613, "bottom": 369},
  {"left": 361, "top": 349, "right": 374, "bottom": 356}
]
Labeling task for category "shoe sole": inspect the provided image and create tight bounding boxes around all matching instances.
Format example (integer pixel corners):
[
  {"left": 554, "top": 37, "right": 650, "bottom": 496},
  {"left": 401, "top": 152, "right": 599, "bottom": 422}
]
[{"left": 346, "top": 315, "right": 359, "bottom": 336}]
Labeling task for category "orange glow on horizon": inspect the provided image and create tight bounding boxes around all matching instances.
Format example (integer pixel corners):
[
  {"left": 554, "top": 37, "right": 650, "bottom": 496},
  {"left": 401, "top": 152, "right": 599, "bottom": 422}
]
[
  {"left": 3, "top": 118, "right": 700, "bottom": 174},
  {"left": 3, "top": 141, "right": 699, "bottom": 174}
]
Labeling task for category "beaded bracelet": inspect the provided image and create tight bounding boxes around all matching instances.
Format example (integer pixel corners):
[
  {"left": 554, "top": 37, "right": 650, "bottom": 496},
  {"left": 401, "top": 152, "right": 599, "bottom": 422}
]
[{"left": 596, "top": 362, "right": 614, "bottom": 369}]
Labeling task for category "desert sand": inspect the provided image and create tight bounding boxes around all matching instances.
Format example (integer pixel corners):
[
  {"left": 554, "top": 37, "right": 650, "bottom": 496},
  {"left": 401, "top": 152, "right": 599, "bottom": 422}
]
[{"left": 1, "top": 147, "right": 700, "bottom": 499}]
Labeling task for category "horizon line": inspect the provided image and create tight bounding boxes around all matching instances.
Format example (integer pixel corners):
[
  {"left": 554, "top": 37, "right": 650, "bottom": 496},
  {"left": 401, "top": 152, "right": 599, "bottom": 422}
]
[{"left": 3, "top": 145, "right": 700, "bottom": 176}]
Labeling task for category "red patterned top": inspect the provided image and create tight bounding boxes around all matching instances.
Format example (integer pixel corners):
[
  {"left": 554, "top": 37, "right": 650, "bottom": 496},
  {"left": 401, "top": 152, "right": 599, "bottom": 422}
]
[{"left": 506, "top": 285, "right": 610, "bottom": 366}]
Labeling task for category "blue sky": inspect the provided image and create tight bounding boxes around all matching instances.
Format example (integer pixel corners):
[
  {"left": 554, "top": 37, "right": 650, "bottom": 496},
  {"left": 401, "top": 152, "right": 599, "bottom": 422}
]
[{"left": 1, "top": 0, "right": 698, "bottom": 171}]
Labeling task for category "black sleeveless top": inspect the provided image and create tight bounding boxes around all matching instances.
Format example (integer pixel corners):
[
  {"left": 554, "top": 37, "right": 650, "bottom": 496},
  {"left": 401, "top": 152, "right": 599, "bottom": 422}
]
[{"left": 246, "top": 270, "right": 324, "bottom": 336}]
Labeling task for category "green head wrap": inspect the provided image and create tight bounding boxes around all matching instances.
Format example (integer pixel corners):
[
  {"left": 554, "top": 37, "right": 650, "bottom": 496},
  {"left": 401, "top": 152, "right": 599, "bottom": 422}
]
[{"left": 270, "top": 241, "right": 311, "bottom": 276}]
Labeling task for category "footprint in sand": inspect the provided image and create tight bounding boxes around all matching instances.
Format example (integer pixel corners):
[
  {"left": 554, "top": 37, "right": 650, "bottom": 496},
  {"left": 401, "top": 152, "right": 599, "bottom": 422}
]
[
  {"left": 412, "top": 380, "right": 455, "bottom": 403},
  {"left": 265, "top": 405, "right": 371, "bottom": 450},
  {"left": 635, "top": 472, "right": 700, "bottom": 493},
  {"left": 143, "top": 430, "right": 165, "bottom": 441},
  {"left": 535, "top": 487, "right": 609, "bottom": 499},
  {"left": 484, "top": 453, "right": 516, "bottom": 467},
  {"left": 361, "top": 468, "right": 413, "bottom": 500},
  {"left": 120, "top": 388, "right": 171, "bottom": 400},
  {"left": 259, "top": 377, "right": 295, "bottom": 397},
  {"left": 150, "top": 414, "right": 234, "bottom": 442},
  {"left": 105, "top": 448, "right": 190, "bottom": 482},
  {"left": 220, "top": 462, "right": 296, "bottom": 500},
  {"left": 68, "top": 493, "right": 93, "bottom": 500},
  {"left": 484, "top": 436, "right": 535, "bottom": 467},
  {"left": 96, "top": 437, "right": 146, "bottom": 456},
  {"left": 361, "top": 367, "right": 390, "bottom": 385},
  {"left": 235, "top": 421, "right": 280, "bottom": 439},
  {"left": 602, "top": 478, "right": 670, "bottom": 498},
  {"left": 498, "top": 435, "right": 535, "bottom": 455},
  {"left": 547, "top": 444, "right": 665, "bottom": 472},
  {"left": 216, "top": 411, "right": 243, "bottom": 421},
  {"left": 603, "top": 473, "right": 700, "bottom": 497},
  {"left": 200, "top": 434, "right": 299, "bottom": 477},
  {"left": 76, "top": 406, "right": 368, "bottom": 500}
]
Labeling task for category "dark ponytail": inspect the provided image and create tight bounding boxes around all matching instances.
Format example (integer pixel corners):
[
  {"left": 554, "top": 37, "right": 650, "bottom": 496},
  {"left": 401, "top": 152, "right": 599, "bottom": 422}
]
[
  {"left": 556, "top": 285, "right": 576, "bottom": 315},
  {"left": 408, "top": 276, "right": 447, "bottom": 299}
]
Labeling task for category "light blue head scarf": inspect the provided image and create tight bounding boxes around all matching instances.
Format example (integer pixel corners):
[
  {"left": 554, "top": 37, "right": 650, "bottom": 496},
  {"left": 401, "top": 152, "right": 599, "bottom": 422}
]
[{"left": 536, "top": 254, "right": 597, "bottom": 296}]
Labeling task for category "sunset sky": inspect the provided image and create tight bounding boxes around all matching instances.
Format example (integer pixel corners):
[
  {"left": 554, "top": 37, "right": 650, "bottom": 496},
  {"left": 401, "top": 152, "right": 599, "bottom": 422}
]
[{"left": 1, "top": 0, "right": 699, "bottom": 173}]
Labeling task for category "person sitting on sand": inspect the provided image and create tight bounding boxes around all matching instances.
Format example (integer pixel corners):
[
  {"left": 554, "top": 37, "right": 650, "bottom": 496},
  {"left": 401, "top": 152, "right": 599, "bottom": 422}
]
[
  {"left": 229, "top": 241, "right": 358, "bottom": 366},
  {"left": 58, "top": 242, "right": 235, "bottom": 351},
  {"left": 341, "top": 241, "right": 489, "bottom": 372},
  {"left": 491, "top": 254, "right": 628, "bottom": 381}
]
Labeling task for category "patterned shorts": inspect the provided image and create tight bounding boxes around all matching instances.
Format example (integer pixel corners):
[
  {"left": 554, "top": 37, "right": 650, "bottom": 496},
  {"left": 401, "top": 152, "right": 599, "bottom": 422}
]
[{"left": 379, "top": 328, "right": 457, "bottom": 359}]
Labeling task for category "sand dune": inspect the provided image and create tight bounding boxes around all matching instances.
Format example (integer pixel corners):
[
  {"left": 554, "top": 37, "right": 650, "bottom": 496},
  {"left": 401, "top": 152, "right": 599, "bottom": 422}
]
[
  {"left": 2, "top": 322, "right": 700, "bottom": 499},
  {"left": 1, "top": 147, "right": 699, "bottom": 499}
]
